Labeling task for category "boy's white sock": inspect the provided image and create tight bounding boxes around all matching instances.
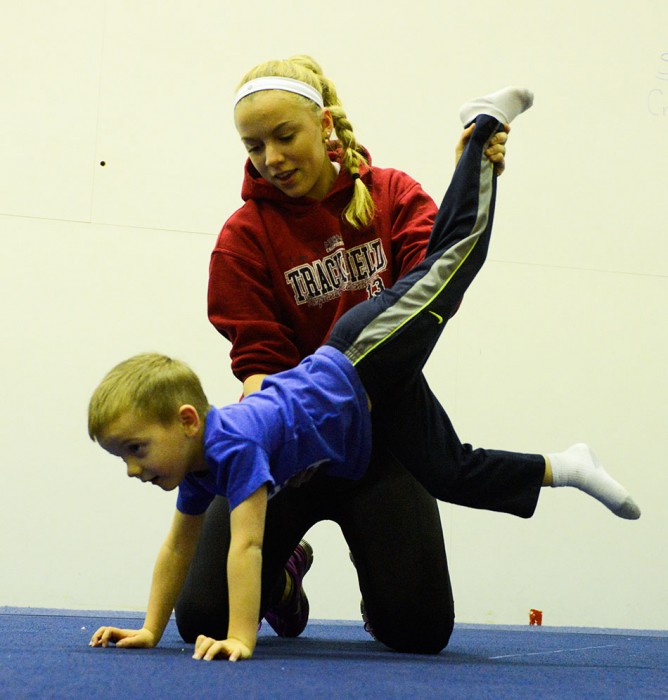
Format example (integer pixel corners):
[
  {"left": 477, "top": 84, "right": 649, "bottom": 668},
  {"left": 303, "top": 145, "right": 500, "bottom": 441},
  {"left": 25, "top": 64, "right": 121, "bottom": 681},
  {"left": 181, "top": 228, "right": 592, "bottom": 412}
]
[
  {"left": 459, "top": 86, "right": 534, "bottom": 126},
  {"left": 548, "top": 443, "right": 641, "bottom": 520}
]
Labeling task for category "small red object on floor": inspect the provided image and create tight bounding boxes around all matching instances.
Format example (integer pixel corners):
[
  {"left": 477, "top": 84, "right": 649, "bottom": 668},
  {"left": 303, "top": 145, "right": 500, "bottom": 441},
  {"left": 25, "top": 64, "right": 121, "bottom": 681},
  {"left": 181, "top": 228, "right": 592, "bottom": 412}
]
[{"left": 529, "top": 609, "right": 543, "bottom": 626}]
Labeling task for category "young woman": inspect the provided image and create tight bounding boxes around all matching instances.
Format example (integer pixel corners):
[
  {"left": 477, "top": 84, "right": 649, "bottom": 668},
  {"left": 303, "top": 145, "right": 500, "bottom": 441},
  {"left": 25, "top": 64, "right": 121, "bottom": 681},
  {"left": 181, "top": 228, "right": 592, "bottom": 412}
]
[{"left": 175, "top": 56, "right": 516, "bottom": 654}]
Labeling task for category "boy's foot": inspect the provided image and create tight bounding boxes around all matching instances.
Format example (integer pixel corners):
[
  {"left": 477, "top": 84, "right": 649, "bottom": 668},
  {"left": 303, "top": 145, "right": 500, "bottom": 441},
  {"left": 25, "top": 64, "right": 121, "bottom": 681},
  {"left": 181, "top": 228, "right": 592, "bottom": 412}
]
[
  {"left": 459, "top": 86, "right": 534, "bottom": 126},
  {"left": 548, "top": 443, "right": 641, "bottom": 519},
  {"left": 264, "top": 540, "right": 314, "bottom": 637}
]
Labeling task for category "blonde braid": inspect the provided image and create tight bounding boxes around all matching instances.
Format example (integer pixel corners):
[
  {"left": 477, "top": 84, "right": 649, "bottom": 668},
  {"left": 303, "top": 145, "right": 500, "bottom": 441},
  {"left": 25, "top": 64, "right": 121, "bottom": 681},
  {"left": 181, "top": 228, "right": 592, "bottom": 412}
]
[
  {"left": 292, "top": 56, "right": 375, "bottom": 229},
  {"left": 237, "top": 55, "right": 375, "bottom": 229}
]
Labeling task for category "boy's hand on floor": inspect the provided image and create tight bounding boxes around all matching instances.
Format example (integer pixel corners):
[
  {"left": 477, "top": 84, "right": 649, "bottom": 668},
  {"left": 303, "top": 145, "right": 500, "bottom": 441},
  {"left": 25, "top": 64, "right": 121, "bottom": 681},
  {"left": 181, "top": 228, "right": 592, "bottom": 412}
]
[
  {"left": 192, "top": 634, "right": 253, "bottom": 662},
  {"left": 89, "top": 626, "right": 157, "bottom": 649}
]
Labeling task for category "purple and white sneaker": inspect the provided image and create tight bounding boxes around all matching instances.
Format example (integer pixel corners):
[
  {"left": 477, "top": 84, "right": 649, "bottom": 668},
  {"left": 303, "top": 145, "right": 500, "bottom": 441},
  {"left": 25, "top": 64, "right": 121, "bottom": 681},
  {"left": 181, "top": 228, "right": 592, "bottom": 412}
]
[{"left": 264, "top": 540, "right": 314, "bottom": 637}]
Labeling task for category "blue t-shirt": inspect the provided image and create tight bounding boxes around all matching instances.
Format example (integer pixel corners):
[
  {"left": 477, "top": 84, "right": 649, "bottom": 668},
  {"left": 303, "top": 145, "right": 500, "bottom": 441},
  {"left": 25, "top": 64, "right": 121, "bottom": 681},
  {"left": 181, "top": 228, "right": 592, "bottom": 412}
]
[{"left": 176, "top": 346, "right": 371, "bottom": 514}]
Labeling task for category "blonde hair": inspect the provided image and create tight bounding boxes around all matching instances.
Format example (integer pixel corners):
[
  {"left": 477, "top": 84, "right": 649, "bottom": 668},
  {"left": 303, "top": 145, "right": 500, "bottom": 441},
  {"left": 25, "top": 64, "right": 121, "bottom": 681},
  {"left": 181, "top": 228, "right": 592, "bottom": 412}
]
[
  {"left": 88, "top": 353, "right": 210, "bottom": 441},
  {"left": 237, "top": 55, "right": 375, "bottom": 229}
]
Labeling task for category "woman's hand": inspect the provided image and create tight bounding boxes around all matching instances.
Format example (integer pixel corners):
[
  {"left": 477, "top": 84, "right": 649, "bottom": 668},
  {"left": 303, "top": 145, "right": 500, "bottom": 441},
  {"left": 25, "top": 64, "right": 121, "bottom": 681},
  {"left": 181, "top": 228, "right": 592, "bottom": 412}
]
[
  {"left": 455, "top": 123, "right": 511, "bottom": 176},
  {"left": 193, "top": 634, "right": 254, "bottom": 662}
]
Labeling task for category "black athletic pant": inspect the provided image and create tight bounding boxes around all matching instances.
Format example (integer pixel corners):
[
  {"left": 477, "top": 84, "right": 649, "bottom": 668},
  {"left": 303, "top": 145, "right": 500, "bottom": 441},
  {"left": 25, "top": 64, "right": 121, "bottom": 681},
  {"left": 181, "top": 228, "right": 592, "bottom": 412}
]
[{"left": 175, "top": 442, "right": 453, "bottom": 654}]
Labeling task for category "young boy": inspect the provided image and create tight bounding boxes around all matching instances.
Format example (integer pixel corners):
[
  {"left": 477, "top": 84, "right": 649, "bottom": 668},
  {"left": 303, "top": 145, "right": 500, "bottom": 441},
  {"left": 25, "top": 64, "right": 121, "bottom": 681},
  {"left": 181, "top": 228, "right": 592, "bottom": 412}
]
[{"left": 88, "top": 88, "right": 640, "bottom": 662}]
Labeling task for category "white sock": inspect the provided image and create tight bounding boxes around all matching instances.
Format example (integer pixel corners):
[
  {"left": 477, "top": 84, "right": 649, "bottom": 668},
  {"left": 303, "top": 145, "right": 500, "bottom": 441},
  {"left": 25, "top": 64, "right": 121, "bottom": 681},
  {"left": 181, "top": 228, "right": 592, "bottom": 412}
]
[
  {"left": 548, "top": 443, "right": 641, "bottom": 520},
  {"left": 459, "top": 86, "right": 534, "bottom": 126}
]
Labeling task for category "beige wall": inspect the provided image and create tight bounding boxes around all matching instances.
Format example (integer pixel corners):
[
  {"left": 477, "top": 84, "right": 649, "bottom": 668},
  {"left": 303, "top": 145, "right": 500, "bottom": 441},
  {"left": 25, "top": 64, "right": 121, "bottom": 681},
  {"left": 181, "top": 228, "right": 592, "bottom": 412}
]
[{"left": 2, "top": 0, "right": 666, "bottom": 629}]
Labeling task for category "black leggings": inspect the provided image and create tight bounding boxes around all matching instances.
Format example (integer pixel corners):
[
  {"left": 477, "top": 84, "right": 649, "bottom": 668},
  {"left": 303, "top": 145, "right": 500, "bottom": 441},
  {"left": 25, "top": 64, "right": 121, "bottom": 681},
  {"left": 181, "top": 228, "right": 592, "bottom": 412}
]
[{"left": 175, "top": 436, "right": 454, "bottom": 654}]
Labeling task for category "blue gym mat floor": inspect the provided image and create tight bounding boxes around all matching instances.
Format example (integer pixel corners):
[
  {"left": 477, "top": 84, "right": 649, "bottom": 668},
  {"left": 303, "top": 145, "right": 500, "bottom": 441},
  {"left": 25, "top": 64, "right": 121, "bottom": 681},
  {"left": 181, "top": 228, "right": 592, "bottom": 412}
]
[{"left": 1, "top": 608, "right": 666, "bottom": 698}]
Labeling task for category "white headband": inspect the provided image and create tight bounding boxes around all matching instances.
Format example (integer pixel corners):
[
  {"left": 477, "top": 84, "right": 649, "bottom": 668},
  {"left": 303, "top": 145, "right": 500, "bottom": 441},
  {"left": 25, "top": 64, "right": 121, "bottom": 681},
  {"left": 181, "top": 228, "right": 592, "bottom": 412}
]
[{"left": 234, "top": 77, "right": 325, "bottom": 109}]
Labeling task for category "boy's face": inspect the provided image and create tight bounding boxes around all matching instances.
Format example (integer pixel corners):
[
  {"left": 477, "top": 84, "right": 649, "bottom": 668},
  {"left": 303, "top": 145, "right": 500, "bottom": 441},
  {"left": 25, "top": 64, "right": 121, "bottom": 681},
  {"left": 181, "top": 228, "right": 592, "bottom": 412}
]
[{"left": 98, "top": 407, "right": 203, "bottom": 491}]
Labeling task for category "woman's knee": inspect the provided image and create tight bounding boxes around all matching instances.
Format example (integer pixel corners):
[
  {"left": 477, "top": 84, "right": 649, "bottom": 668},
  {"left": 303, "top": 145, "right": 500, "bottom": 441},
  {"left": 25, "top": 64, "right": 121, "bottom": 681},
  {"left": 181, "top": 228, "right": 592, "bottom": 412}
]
[
  {"left": 174, "top": 593, "right": 229, "bottom": 643},
  {"left": 371, "top": 605, "right": 454, "bottom": 654}
]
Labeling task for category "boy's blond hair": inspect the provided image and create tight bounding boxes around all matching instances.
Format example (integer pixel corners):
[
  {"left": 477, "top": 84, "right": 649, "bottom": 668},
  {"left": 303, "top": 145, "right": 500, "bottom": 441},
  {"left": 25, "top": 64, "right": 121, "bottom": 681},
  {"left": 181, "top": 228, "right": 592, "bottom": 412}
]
[
  {"left": 236, "top": 54, "right": 375, "bottom": 230},
  {"left": 88, "top": 353, "right": 210, "bottom": 441}
]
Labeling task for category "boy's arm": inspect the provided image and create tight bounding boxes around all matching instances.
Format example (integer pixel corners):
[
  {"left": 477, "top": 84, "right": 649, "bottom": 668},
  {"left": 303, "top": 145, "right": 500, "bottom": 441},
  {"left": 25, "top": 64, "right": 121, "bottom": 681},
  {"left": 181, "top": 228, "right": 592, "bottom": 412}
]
[
  {"left": 143, "top": 509, "right": 204, "bottom": 641},
  {"left": 193, "top": 484, "right": 268, "bottom": 662},
  {"left": 90, "top": 509, "right": 204, "bottom": 649}
]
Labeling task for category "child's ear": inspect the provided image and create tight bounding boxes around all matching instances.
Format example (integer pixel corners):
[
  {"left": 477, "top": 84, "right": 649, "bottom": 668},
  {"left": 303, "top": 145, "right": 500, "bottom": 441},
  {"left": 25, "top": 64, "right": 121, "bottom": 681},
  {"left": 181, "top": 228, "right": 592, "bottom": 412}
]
[{"left": 178, "top": 405, "right": 200, "bottom": 436}]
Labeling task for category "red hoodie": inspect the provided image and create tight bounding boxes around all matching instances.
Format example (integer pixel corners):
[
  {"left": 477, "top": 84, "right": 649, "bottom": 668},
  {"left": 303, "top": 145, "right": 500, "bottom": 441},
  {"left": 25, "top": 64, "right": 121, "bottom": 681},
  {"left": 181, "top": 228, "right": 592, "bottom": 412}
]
[{"left": 208, "top": 148, "right": 437, "bottom": 381}]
